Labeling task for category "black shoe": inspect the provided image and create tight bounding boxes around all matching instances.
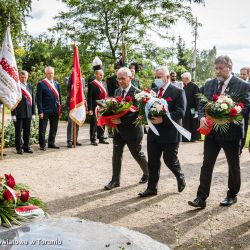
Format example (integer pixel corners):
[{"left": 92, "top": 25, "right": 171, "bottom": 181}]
[
  {"left": 177, "top": 174, "right": 186, "bottom": 192},
  {"left": 104, "top": 181, "right": 120, "bottom": 190},
  {"left": 188, "top": 197, "right": 206, "bottom": 209},
  {"left": 40, "top": 147, "right": 46, "bottom": 151},
  {"left": 23, "top": 148, "right": 33, "bottom": 153},
  {"left": 138, "top": 189, "right": 157, "bottom": 197},
  {"left": 16, "top": 149, "right": 24, "bottom": 155},
  {"left": 139, "top": 174, "right": 148, "bottom": 184},
  {"left": 99, "top": 140, "right": 109, "bottom": 144},
  {"left": 48, "top": 144, "right": 60, "bottom": 149},
  {"left": 91, "top": 141, "right": 98, "bottom": 146},
  {"left": 67, "top": 142, "right": 72, "bottom": 148},
  {"left": 108, "top": 134, "right": 113, "bottom": 138},
  {"left": 76, "top": 142, "right": 82, "bottom": 146},
  {"left": 220, "top": 197, "right": 237, "bottom": 207}
]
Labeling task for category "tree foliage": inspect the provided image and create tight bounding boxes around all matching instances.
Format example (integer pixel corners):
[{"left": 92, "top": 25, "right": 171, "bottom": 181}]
[
  {"left": 0, "top": 0, "right": 32, "bottom": 44},
  {"left": 53, "top": 0, "right": 205, "bottom": 61}
]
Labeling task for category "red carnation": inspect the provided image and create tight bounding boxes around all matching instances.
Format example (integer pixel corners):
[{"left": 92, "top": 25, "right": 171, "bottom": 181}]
[
  {"left": 144, "top": 89, "right": 150, "bottom": 93},
  {"left": 162, "top": 105, "right": 167, "bottom": 112},
  {"left": 20, "top": 190, "right": 30, "bottom": 202},
  {"left": 229, "top": 107, "right": 238, "bottom": 117},
  {"left": 125, "top": 96, "right": 132, "bottom": 102},
  {"left": 142, "top": 98, "right": 148, "bottom": 104},
  {"left": 237, "top": 102, "right": 244, "bottom": 109},
  {"left": 4, "top": 174, "right": 16, "bottom": 188},
  {"left": 99, "top": 92, "right": 106, "bottom": 100},
  {"left": 3, "top": 190, "right": 13, "bottom": 201},
  {"left": 115, "top": 96, "right": 123, "bottom": 102},
  {"left": 165, "top": 97, "right": 172, "bottom": 102},
  {"left": 213, "top": 94, "right": 219, "bottom": 102}
]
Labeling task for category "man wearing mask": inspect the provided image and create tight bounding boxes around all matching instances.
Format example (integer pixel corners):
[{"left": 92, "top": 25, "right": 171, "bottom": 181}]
[
  {"left": 104, "top": 67, "right": 148, "bottom": 190},
  {"left": 139, "top": 66, "right": 187, "bottom": 197},
  {"left": 12, "top": 70, "right": 35, "bottom": 154},
  {"left": 37, "top": 66, "right": 61, "bottom": 150},
  {"left": 87, "top": 69, "right": 109, "bottom": 145}
]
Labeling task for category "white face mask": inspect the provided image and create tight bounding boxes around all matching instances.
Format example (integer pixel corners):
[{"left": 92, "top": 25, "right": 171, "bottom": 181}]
[{"left": 154, "top": 79, "right": 164, "bottom": 88}]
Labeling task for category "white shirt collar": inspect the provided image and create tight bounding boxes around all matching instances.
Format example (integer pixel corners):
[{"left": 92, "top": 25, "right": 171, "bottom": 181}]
[{"left": 121, "top": 83, "right": 132, "bottom": 94}]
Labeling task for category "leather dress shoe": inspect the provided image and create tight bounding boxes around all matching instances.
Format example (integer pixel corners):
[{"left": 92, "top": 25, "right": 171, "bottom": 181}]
[
  {"left": 67, "top": 142, "right": 72, "bottom": 148},
  {"left": 91, "top": 141, "right": 98, "bottom": 146},
  {"left": 188, "top": 197, "right": 206, "bottom": 209},
  {"left": 76, "top": 142, "right": 82, "bottom": 146},
  {"left": 220, "top": 197, "right": 237, "bottom": 206},
  {"left": 23, "top": 148, "right": 33, "bottom": 153},
  {"left": 104, "top": 181, "right": 120, "bottom": 190},
  {"left": 40, "top": 146, "right": 46, "bottom": 151},
  {"left": 48, "top": 144, "right": 60, "bottom": 149},
  {"left": 99, "top": 140, "right": 109, "bottom": 144},
  {"left": 177, "top": 175, "right": 186, "bottom": 192},
  {"left": 139, "top": 174, "right": 148, "bottom": 184},
  {"left": 138, "top": 189, "right": 157, "bottom": 197},
  {"left": 16, "top": 149, "right": 24, "bottom": 155}
]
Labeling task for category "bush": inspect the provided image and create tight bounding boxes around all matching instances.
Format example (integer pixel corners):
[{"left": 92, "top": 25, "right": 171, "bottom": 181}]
[{"left": 0, "top": 118, "right": 39, "bottom": 148}]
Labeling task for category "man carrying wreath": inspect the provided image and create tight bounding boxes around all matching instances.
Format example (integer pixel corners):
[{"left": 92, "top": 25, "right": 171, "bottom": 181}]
[
  {"left": 104, "top": 67, "right": 148, "bottom": 190},
  {"left": 188, "top": 56, "right": 250, "bottom": 208}
]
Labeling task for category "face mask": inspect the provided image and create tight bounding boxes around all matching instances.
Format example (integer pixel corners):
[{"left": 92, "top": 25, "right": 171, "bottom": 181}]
[{"left": 154, "top": 79, "right": 164, "bottom": 88}]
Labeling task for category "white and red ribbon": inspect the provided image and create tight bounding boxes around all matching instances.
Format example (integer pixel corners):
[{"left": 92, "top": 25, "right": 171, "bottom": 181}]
[
  {"left": 20, "top": 84, "right": 32, "bottom": 107},
  {"left": 92, "top": 79, "right": 107, "bottom": 99}
]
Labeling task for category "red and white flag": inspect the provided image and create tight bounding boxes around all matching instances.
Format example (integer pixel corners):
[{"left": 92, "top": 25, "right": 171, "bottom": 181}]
[
  {"left": 69, "top": 45, "right": 86, "bottom": 125},
  {"left": 0, "top": 27, "right": 21, "bottom": 110}
]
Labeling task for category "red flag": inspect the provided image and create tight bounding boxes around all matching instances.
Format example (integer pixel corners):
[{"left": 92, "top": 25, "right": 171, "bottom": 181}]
[{"left": 69, "top": 45, "right": 86, "bottom": 125}]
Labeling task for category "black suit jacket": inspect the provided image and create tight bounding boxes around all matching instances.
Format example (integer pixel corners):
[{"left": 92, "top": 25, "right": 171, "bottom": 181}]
[
  {"left": 106, "top": 75, "right": 119, "bottom": 97},
  {"left": 12, "top": 84, "right": 35, "bottom": 119},
  {"left": 148, "top": 84, "right": 186, "bottom": 143},
  {"left": 37, "top": 80, "right": 61, "bottom": 114},
  {"left": 87, "top": 80, "right": 104, "bottom": 112},
  {"left": 199, "top": 76, "right": 250, "bottom": 141},
  {"left": 114, "top": 85, "right": 143, "bottom": 140}
]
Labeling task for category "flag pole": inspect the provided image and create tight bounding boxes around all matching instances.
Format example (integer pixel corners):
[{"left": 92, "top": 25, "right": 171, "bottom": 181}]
[
  {"left": 1, "top": 105, "right": 5, "bottom": 160},
  {"left": 73, "top": 122, "right": 76, "bottom": 148}
]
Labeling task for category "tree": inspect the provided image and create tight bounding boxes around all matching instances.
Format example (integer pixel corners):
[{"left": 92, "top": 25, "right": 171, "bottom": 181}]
[
  {"left": 195, "top": 46, "right": 217, "bottom": 85},
  {"left": 0, "top": 0, "right": 32, "bottom": 44},
  {"left": 53, "top": 0, "right": 205, "bottom": 62}
]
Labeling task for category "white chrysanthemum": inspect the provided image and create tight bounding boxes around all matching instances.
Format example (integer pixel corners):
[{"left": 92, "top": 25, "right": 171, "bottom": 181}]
[
  {"left": 221, "top": 103, "right": 228, "bottom": 110},
  {"left": 154, "top": 103, "right": 162, "bottom": 113},
  {"left": 235, "top": 106, "right": 242, "bottom": 113}
]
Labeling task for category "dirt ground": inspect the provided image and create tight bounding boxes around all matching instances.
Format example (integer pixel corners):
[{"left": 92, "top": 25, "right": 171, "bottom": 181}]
[{"left": 0, "top": 121, "right": 249, "bottom": 249}]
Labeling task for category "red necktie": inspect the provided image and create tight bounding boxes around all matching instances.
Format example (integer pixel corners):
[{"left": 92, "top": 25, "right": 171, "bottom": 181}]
[
  {"left": 217, "top": 82, "right": 224, "bottom": 95},
  {"left": 158, "top": 87, "right": 164, "bottom": 98}
]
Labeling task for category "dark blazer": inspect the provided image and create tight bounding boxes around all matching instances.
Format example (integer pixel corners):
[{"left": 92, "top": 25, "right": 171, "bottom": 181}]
[
  {"left": 114, "top": 85, "right": 143, "bottom": 140},
  {"left": 148, "top": 84, "right": 187, "bottom": 143},
  {"left": 37, "top": 80, "right": 61, "bottom": 114},
  {"left": 106, "top": 75, "right": 119, "bottom": 97},
  {"left": 87, "top": 80, "right": 104, "bottom": 112},
  {"left": 198, "top": 76, "right": 250, "bottom": 141},
  {"left": 12, "top": 84, "right": 35, "bottom": 119}
]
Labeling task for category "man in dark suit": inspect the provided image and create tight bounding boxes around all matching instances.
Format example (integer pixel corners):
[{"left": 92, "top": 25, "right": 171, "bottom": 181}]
[
  {"left": 106, "top": 63, "right": 121, "bottom": 97},
  {"left": 37, "top": 66, "right": 61, "bottom": 150},
  {"left": 12, "top": 70, "right": 35, "bottom": 154},
  {"left": 87, "top": 69, "right": 109, "bottom": 145},
  {"left": 104, "top": 67, "right": 148, "bottom": 190},
  {"left": 139, "top": 66, "right": 187, "bottom": 197},
  {"left": 188, "top": 56, "right": 250, "bottom": 209}
]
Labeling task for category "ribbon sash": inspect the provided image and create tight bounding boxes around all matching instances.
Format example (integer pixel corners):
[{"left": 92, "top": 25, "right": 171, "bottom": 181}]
[
  {"left": 42, "top": 79, "right": 61, "bottom": 114},
  {"left": 145, "top": 97, "right": 191, "bottom": 140},
  {"left": 20, "top": 84, "right": 32, "bottom": 107},
  {"left": 92, "top": 80, "right": 107, "bottom": 99}
]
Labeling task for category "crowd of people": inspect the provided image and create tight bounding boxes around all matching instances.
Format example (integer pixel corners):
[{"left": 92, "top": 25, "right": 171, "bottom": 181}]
[{"left": 3, "top": 55, "right": 250, "bottom": 209}]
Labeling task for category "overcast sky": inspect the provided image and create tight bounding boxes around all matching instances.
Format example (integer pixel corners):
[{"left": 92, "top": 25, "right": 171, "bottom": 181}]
[{"left": 26, "top": 0, "right": 250, "bottom": 73}]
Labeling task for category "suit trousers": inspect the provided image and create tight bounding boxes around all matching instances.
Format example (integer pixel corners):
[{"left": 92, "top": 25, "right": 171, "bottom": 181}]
[
  {"left": 67, "top": 116, "right": 79, "bottom": 143},
  {"left": 89, "top": 114, "right": 104, "bottom": 142},
  {"left": 197, "top": 137, "right": 241, "bottom": 200},
  {"left": 147, "top": 141, "right": 183, "bottom": 191},
  {"left": 15, "top": 118, "right": 32, "bottom": 151},
  {"left": 112, "top": 132, "right": 148, "bottom": 182},
  {"left": 39, "top": 113, "right": 59, "bottom": 147}
]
